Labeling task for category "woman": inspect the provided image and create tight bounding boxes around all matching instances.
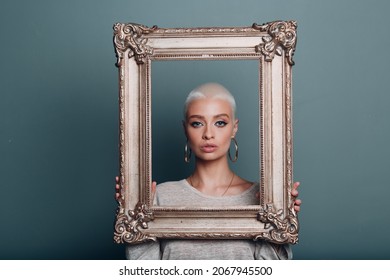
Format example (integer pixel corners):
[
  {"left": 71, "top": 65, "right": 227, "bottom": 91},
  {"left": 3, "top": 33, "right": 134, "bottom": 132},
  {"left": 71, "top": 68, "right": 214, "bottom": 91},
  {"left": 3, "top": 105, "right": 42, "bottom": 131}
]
[{"left": 116, "top": 83, "right": 301, "bottom": 259}]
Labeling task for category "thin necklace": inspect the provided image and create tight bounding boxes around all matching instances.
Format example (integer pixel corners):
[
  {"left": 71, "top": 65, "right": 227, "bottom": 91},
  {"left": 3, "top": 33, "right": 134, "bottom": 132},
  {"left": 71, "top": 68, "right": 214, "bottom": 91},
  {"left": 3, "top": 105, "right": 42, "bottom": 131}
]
[{"left": 189, "top": 172, "right": 235, "bottom": 197}]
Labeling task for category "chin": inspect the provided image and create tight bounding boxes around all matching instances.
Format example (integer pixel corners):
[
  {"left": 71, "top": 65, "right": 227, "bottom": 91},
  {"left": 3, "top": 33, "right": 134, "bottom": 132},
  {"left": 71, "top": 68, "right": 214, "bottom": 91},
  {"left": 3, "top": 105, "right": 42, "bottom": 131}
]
[{"left": 196, "top": 154, "right": 226, "bottom": 162}]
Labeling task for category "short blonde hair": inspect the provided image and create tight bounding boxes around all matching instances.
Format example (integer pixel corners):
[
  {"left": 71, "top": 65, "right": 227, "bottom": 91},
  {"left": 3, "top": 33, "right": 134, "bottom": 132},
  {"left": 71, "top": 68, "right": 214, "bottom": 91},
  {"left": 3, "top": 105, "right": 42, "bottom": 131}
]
[{"left": 183, "top": 83, "right": 236, "bottom": 119}]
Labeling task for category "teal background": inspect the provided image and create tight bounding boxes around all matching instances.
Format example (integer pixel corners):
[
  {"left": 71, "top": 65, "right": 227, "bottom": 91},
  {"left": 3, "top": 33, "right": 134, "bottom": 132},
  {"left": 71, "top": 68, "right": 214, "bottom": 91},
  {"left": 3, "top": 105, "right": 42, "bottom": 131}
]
[{"left": 1, "top": 0, "right": 390, "bottom": 259}]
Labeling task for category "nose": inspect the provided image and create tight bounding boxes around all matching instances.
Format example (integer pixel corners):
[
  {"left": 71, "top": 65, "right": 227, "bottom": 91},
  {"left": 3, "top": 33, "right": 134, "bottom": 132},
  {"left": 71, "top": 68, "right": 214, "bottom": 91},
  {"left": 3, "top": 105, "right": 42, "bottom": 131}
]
[{"left": 202, "top": 125, "right": 214, "bottom": 140}]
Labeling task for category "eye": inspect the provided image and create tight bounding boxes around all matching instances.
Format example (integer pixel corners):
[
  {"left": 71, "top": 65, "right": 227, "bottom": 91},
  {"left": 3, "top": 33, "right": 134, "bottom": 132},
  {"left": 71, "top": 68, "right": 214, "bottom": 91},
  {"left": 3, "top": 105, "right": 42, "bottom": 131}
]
[
  {"left": 215, "top": 120, "right": 228, "bottom": 127},
  {"left": 190, "top": 121, "right": 203, "bottom": 128}
]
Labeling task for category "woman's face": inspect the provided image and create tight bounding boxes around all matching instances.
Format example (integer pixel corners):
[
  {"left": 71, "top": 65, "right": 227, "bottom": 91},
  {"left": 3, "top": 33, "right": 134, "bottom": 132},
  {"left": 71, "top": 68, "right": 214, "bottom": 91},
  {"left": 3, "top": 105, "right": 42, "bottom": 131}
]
[{"left": 184, "top": 97, "right": 238, "bottom": 162}]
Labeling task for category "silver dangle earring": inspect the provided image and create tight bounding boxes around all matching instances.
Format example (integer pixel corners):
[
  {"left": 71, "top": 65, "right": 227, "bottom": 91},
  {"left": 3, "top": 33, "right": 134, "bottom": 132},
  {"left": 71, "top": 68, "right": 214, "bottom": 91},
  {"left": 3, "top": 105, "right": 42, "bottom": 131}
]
[
  {"left": 229, "top": 137, "right": 239, "bottom": 162},
  {"left": 184, "top": 142, "right": 192, "bottom": 163}
]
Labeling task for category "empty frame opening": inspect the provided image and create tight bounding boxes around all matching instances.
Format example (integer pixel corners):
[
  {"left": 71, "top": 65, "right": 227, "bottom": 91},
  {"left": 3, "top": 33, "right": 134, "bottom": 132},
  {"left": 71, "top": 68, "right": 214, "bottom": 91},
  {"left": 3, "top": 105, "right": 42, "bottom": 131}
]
[{"left": 151, "top": 60, "right": 260, "bottom": 204}]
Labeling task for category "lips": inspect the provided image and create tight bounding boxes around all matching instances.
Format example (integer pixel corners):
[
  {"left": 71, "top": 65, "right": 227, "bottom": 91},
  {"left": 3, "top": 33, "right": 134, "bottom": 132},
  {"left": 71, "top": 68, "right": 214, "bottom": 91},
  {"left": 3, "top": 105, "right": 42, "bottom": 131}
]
[{"left": 200, "top": 144, "right": 217, "bottom": 153}]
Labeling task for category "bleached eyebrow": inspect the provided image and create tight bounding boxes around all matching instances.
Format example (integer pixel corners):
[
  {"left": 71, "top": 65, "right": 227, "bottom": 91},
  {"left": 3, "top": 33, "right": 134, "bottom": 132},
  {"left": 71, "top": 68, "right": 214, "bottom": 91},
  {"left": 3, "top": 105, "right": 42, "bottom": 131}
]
[
  {"left": 214, "top": 114, "right": 230, "bottom": 119},
  {"left": 188, "top": 114, "right": 230, "bottom": 120},
  {"left": 188, "top": 115, "right": 205, "bottom": 120}
]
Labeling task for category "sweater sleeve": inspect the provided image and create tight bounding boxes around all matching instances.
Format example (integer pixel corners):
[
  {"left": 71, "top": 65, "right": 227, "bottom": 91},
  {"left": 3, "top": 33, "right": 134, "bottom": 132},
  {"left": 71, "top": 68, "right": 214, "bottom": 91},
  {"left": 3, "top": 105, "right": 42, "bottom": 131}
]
[
  {"left": 125, "top": 241, "right": 161, "bottom": 260},
  {"left": 254, "top": 240, "right": 293, "bottom": 260}
]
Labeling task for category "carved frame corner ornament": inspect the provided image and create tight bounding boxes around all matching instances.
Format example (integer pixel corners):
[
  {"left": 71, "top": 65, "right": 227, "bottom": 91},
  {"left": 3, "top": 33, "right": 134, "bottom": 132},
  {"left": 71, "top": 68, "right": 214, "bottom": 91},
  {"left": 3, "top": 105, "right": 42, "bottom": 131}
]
[
  {"left": 253, "top": 20, "right": 297, "bottom": 66},
  {"left": 114, "top": 201, "right": 156, "bottom": 244},
  {"left": 113, "top": 23, "right": 157, "bottom": 66},
  {"left": 256, "top": 205, "right": 299, "bottom": 244}
]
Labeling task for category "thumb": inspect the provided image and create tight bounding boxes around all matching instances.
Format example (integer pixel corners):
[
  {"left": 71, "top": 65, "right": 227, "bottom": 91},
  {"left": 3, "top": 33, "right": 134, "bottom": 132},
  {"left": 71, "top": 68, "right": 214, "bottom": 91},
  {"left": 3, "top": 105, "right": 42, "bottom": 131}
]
[{"left": 151, "top": 181, "right": 157, "bottom": 201}]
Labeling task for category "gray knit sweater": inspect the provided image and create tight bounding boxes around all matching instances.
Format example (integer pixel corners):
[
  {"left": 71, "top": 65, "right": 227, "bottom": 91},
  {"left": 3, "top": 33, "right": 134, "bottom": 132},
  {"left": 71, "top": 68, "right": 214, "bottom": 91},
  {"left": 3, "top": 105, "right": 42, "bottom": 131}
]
[{"left": 125, "top": 180, "right": 292, "bottom": 260}]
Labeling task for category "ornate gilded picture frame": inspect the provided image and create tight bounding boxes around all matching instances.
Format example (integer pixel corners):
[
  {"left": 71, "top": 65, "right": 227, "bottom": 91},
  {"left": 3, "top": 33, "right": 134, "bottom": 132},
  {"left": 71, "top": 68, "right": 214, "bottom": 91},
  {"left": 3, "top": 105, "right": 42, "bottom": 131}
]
[{"left": 113, "top": 21, "right": 298, "bottom": 245}]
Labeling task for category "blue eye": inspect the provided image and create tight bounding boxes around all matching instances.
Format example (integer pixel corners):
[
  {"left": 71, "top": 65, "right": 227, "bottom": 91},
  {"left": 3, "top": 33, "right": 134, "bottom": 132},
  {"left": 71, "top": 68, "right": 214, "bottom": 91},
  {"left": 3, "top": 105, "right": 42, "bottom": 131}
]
[
  {"left": 191, "top": 121, "right": 203, "bottom": 128},
  {"left": 215, "top": 121, "right": 227, "bottom": 127}
]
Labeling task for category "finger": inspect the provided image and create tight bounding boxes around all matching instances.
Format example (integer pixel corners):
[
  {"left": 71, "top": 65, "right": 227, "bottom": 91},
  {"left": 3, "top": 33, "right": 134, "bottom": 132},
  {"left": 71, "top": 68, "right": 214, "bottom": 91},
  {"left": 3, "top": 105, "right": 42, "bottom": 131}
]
[
  {"left": 115, "top": 184, "right": 120, "bottom": 190},
  {"left": 291, "top": 182, "right": 300, "bottom": 197},
  {"left": 294, "top": 205, "right": 300, "bottom": 212},
  {"left": 115, "top": 192, "right": 120, "bottom": 200},
  {"left": 115, "top": 176, "right": 119, "bottom": 183},
  {"left": 294, "top": 199, "right": 302, "bottom": 206},
  {"left": 293, "top": 181, "right": 300, "bottom": 190}
]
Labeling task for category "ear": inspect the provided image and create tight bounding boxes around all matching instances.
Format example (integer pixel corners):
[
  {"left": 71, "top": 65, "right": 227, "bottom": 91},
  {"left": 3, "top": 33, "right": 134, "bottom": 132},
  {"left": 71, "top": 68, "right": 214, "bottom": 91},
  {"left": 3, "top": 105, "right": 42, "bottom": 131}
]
[{"left": 232, "top": 119, "right": 239, "bottom": 137}]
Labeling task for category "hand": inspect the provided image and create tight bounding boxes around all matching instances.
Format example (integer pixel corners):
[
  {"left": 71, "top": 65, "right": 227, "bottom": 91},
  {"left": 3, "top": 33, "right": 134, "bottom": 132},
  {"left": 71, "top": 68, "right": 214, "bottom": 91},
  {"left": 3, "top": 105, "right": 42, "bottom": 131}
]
[
  {"left": 115, "top": 176, "right": 157, "bottom": 201},
  {"left": 115, "top": 176, "right": 121, "bottom": 201},
  {"left": 292, "top": 182, "right": 301, "bottom": 212},
  {"left": 255, "top": 181, "right": 302, "bottom": 213}
]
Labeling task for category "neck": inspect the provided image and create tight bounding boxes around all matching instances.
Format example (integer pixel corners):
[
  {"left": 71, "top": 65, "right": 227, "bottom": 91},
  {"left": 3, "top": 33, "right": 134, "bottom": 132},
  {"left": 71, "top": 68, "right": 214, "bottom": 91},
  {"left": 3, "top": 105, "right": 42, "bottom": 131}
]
[{"left": 189, "top": 156, "right": 234, "bottom": 196}]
